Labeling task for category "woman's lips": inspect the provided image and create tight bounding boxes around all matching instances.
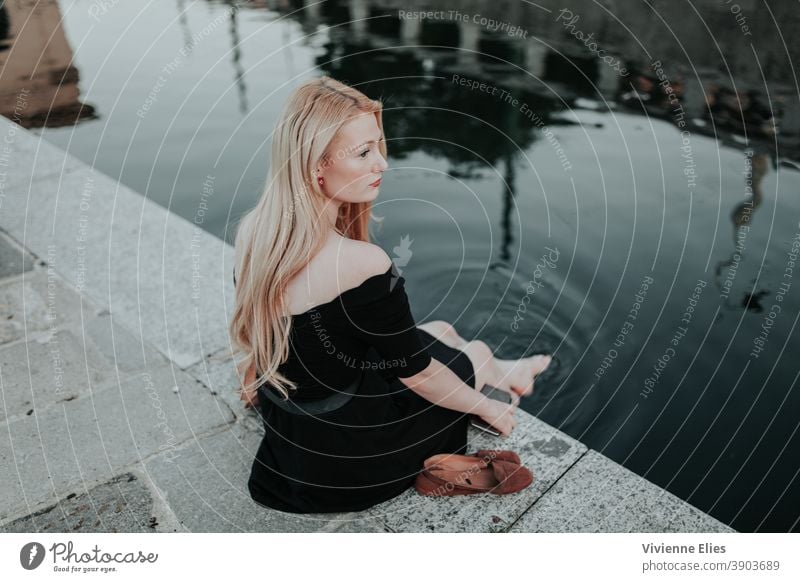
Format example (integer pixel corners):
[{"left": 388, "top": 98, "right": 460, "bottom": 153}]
[{"left": 369, "top": 178, "right": 381, "bottom": 187}]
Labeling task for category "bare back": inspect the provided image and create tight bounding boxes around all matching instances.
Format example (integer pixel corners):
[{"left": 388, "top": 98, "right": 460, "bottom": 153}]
[{"left": 284, "top": 234, "right": 392, "bottom": 316}]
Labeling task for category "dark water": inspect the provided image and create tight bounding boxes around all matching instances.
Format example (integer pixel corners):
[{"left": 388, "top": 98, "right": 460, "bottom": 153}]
[{"left": 3, "top": 0, "right": 799, "bottom": 532}]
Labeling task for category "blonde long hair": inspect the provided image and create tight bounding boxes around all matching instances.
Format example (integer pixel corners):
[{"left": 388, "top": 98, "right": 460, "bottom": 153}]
[{"left": 229, "top": 76, "right": 386, "bottom": 401}]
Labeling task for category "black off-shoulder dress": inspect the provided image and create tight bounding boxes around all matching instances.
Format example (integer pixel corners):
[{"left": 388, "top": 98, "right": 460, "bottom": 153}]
[{"left": 235, "top": 262, "right": 476, "bottom": 514}]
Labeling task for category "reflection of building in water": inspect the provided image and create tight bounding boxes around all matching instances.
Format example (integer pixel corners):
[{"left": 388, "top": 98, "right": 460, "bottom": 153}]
[
  {"left": 250, "top": 0, "right": 800, "bottom": 261},
  {"left": 264, "top": 0, "right": 799, "bottom": 159},
  {"left": 268, "top": 0, "right": 800, "bottom": 88},
  {"left": 0, "top": 0, "right": 96, "bottom": 128},
  {"left": 715, "top": 150, "right": 771, "bottom": 313},
  {"left": 225, "top": 1, "right": 249, "bottom": 115}
]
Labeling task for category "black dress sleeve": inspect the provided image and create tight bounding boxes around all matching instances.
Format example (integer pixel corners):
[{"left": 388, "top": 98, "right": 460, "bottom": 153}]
[{"left": 348, "top": 266, "right": 432, "bottom": 378}]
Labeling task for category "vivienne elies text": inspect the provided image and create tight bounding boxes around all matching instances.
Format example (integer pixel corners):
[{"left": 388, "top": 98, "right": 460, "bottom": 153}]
[{"left": 642, "top": 542, "right": 725, "bottom": 554}]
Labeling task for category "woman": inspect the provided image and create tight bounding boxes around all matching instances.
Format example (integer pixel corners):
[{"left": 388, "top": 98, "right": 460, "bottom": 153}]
[{"left": 229, "top": 76, "right": 552, "bottom": 514}]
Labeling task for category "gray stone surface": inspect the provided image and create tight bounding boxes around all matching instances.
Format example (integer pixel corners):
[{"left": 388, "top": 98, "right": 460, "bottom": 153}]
[
  {"left": 0, "top": 363, "right": 234, "bottom": 522},
  {"left": 666, "top": 500, "right": 737, "bottom": 533},
  {"left": 0, "top": 326, "right": 110, "bottom": 422},
  {"left": 0, "top": 267, "right": 97, "bottom": 346},
  {"left": 0, "top": 231, "right": 35, "bottom": 279},
  {"left": 0, "top": 116, "right": 235, "bottom": 370},
  {"left": 508, "top": 450, "right": 735, "bottom": 533},
  {"left": 316, "top": 514, "right": 391, "bottom": 533},
  {"left": 186, "top": 347, "right": 264, "bottom": 432},
  {"left": 0, "top": 116, "right": 84, "bottom": 194},
  {"left": 143, "top": 422, "right": 387, "bottom": 532},
  {"left": 0, "top": 473, "right": 156, "bottom": 533},
  {"left": 364, "top": 415, "right": 588, "bottom": 532},
  {"left": 0, "top": 286, "right": 171, "bottom": 422}
]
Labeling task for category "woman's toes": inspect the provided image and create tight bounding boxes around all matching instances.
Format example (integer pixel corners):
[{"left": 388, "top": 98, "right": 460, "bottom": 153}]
[
  {"left": 512, "top": 357, "right": 549, "bottom": 395},
  {"left": 532, "top": 355, "right": 552, "bottom": 375},
  {"left": 495, "top": 355, "right": 553, "bottom": 397}
]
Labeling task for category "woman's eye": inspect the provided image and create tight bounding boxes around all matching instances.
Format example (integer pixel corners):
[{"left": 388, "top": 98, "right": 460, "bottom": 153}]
[{"left": 359, "top": 149, "right": 370, "bottom": 158}]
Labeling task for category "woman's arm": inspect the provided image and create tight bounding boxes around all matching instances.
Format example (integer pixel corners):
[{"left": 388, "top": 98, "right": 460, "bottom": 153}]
[{"left": 399, "top": 359, "right": 517, "bottom": 436}]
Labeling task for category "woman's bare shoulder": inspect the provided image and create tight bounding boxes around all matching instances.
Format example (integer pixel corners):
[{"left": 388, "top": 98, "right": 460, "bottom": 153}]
[
  {"left": 341, "top": 238, "right": 392, "bottom": 280},
  {"left": 285, "top": 236, "right": 392, "bottom": 313}
]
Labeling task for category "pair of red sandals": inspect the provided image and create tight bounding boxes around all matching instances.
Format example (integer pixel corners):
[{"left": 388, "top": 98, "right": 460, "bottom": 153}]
[{"left": 414, "top": 450, "right": 534, "bottom": 496}]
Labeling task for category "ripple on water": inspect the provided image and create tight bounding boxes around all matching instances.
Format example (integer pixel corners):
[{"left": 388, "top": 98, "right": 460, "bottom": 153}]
[{"left": 410, "top": 264, "right": 596, "bottom": 414}]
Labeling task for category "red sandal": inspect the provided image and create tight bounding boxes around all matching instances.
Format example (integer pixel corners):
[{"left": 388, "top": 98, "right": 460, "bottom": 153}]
[
  {"left": 423, "top": 449, "right": 521, "bottom": 469},
  {"left": 414, "top": 450, "right": 533, "bottom": 496}
]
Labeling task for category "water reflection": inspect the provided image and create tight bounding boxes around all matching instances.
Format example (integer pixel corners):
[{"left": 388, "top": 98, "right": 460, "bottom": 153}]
[
  {"left": 226, "top": 1, "right": 249, "bottom": 115},
  {"left": 714, "top": 149, "right": 770, "bottom": 313},
  {"left": 0, "top": 0, "right": 96, "bottom": 128}
]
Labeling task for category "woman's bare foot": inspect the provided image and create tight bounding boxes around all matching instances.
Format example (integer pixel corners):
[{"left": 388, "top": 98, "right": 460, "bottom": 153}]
[{"left": 492, "top": 355, "right": 553, "bottom": 397}]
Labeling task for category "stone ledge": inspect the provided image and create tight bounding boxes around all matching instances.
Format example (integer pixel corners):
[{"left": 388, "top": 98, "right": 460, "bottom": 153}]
[
  {"left": 0, "top": 115, "right": 235, "bottom": 370},
  {"left": 0, "top": 362, "right": 235, "bottom": 522},
  {"left": 0, "top": 268, "right": 174, "bottom": 423},
  {"left": 0, "top": 473, "right": 157, "bottom": 533},
  {"left": 0, "top": 265, "right": 100, "bottom": 347},
  {"left": 364, "top": 415, "right": 587, "bottom": 532},
  {"left": 142, "top": 422, "right": 390, "bottom": 533},
  {"left": 0, "top": 230, "right": 36, "bottom": 279},
  {"left": 509, "top": 450, "right": 735, "bottom": 532},
  {"left": 186, "top": 347, "right": 265, "bottom": 433}
]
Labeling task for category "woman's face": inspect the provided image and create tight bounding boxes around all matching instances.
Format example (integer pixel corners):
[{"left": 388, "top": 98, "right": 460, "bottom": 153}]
[{"left": 317, "top": 113, "right": 388, "bottom": 204}]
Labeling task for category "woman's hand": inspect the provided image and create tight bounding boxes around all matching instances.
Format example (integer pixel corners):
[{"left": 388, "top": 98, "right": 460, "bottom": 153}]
[
  {"left": 477, "top": 398, "right": 518, "bottom": 438},
  {"left": 239, "top": 363, "right": 259, "bottom": 409}
]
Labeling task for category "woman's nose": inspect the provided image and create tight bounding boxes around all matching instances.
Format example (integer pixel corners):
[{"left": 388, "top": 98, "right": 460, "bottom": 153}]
[{"left": 374, "top": 153, "right": 388, "bottom": 173}]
